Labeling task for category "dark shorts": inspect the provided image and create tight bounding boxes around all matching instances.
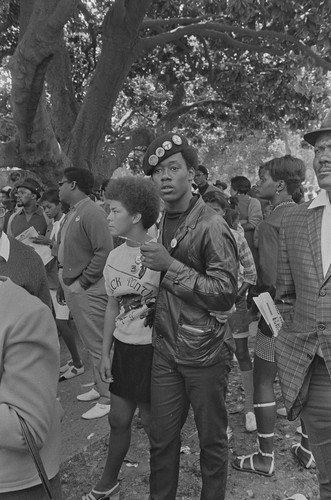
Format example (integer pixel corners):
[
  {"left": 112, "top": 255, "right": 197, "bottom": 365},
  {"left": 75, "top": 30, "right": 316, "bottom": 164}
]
[{"left": 110, "top": 338, "right": 153, "bottom": 404}]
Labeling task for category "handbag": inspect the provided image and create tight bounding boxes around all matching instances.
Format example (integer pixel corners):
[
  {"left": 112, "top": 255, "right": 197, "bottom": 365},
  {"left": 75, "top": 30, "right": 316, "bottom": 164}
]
[{"left": 17, "top": 413, "right": 53, "bottom": 499}]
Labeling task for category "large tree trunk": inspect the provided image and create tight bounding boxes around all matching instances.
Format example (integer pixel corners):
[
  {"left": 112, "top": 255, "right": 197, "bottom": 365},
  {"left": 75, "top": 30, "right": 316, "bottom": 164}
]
[
  {"left": 0, "top": 0, "right": 77, "bottom": 182},
  {"left": 64, "top": 0, "right": 152, "bottom": 175},
  {"left": 46, "top": 38, "right": 79, "bottom": 145},
  {"left": 0, "top": 0, "right": 153, "bottom": 181}
]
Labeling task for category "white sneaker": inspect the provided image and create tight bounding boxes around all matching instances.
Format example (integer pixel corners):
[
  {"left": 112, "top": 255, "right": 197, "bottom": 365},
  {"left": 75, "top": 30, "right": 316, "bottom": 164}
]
[
  {"left": 81, "top": 403, "right": 110, "bottom": 420},
  {"left": 245, "top": 411, "right": 257, "bottom": 432},
  {"left": 59, "top": 359, "right": 73, "bottom": 374},
  {"left": 59, "top": 364, "right": 84, "bottom": 380},
  {"left": 76, "top": 387, "right": 100, "bottom": 402}
]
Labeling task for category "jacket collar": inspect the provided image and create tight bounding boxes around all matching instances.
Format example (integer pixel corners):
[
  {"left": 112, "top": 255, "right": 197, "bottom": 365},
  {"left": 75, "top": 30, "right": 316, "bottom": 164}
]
[
  {"left": 160, "top": 196, "right": 205, "bottom": 254},
  {"left": 181, "top": 195, "right": 205, "bottom": 230},
  {"left": 308, "top": 189, "right": 331, "bottom": 210},
  {"left": 307, "top": 205, "right": 328, "bottom": 282}
]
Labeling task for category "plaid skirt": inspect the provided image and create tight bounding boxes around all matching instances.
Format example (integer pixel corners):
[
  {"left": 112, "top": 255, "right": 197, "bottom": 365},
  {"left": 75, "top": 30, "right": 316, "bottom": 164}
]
[{"left": 255, "top": 328, "right": 275, "bottom": 362}]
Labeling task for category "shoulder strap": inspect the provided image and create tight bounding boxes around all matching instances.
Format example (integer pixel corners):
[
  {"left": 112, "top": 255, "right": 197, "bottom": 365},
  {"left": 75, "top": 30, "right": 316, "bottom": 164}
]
[{"left": 17, "top": 413, "right": 53, "bottom": 499}]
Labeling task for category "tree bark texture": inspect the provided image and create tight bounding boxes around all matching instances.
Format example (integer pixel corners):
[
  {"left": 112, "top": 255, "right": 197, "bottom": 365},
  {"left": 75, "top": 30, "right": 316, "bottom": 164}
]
[
  {"left": 46, "top": 38, "right": 79, "bottom": 145},
  {"left": 64, "top": 0, "right": 152, "bottom": 174},
  {"left": 6, "top": 0, "right": 77, "bottom": 181}
]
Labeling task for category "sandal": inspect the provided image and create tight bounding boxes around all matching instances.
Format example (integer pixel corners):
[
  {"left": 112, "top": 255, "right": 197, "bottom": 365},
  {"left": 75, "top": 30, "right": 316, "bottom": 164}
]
[
  {"left": 292, "top": 442, "right": 316, "bottom": 469},
  {"left": 232, "top": 448, "right": 274, "bottom": 477},
  {"left": 82, "top": 482, "right": 120, "bottom": 500}
]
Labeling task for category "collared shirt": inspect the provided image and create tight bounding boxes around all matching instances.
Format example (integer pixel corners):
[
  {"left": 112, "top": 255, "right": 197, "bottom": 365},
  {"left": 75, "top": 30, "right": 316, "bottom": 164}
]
[
  {"left": 308, "top": 189, "right": 331, "bottom": 277},
  {"left": 9, "top": 206, "right": 48, "bottom": 237},
  {"left": 0, "top": 232, "right": 10, "bottom": 261},
  {"left": 49, "top": 214, "right": 65, "bottom": 241}
]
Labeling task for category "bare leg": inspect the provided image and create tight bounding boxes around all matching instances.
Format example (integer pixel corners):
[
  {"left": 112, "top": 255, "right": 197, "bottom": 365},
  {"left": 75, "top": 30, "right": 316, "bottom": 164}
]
[
  {"left": 235, "top": 337, "right": 254, "bottom": 413},
  {"left": 96, "top": 395, "right": 137, "bottom": 491},
  {"left": 57, "top": 319, "right": 82, "bottom": 367},
  {"left": 235, "top": 337, "right": 252, "bottom": 372}
]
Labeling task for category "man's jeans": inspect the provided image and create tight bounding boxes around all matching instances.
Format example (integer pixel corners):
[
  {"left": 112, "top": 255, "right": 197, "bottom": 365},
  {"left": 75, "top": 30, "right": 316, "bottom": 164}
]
[{"left": 149, "top": 344, "right": 231, "bottom": 500}]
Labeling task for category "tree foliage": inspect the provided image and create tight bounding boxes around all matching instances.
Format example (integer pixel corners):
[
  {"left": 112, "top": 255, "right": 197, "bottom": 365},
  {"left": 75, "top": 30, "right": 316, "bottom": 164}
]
[{"left": 0, "top": 0, "right": 330, "bottom": 182}]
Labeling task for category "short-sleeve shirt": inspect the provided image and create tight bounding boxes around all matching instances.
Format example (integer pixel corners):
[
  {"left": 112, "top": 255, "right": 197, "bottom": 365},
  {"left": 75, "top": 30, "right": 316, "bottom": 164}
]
[
  {"left": 104, "top": 242, "right": 160, "bottom": 345},
  {"left": 9, "top": 206, "right": 48, "bottom": 237}
]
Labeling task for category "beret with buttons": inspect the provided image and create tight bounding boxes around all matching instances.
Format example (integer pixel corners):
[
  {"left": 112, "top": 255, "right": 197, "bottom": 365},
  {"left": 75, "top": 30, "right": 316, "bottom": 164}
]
[{"left": 142, "top": 132, "right": 198, "bottom": 175}]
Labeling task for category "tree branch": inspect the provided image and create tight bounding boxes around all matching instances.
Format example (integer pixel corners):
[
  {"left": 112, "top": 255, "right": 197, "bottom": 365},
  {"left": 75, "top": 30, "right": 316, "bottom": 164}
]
[
  {"left": 47, "top": 0, "right": 78, "bottom": 33},
  {"left": 141, "top": 25, "right": 281, "bottom": 55},
  {"left": 139, "top": 21, "right": 331, "bottom": 71},
  {"left": 158, "top": 98, "right": 230, "bottom": 124},
  {"left": 116, "top": 109, "right": 134, "bottom": 129},
  {"left": 142, "top": 15, "right": 211, "bottom": 29}
]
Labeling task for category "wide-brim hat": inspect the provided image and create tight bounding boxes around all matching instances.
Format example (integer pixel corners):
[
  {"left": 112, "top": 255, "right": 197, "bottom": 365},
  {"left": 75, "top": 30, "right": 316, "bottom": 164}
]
[
  {"left": 304, "top": 109, "right": 331, "bottom": 146},
  {"left": 16, "top": 177, "right": 42, "bottom": 198},
  {"left": 142, "top": 132, "right": 198, "bottom": 176}
]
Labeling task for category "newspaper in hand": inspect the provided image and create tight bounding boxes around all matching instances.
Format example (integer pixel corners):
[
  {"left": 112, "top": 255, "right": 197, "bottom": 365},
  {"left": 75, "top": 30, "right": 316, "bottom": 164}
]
[
  {"left": 16, "top": 226, "right": 53, "bottom": 266},
  {"left": 253, "top": 292, "right": 284, "bottom": 337}
]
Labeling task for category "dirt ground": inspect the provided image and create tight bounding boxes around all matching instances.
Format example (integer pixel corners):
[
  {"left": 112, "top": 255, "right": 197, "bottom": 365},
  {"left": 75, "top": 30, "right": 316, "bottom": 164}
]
[{"left": 60, "top": 331, "right": 319, "bottom": 500}]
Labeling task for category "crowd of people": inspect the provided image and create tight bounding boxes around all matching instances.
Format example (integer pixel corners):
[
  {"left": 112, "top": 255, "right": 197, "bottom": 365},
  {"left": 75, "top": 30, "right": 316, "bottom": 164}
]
[{"left": 0, "top": 114, "right": 331, "bottom": 500}]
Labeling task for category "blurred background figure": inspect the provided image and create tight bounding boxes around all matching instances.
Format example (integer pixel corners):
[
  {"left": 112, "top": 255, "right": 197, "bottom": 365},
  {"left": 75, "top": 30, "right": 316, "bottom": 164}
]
[
  {"left": 7, "top": 178, "right": 48, "bottom": 237},
  {"left": 194, "top": 164, "right": 220, "bottom": 199},
  {"left": 230, "top": 175, "right": 262, "bottom": 268},
  {"left": 214, "top": 180, "right": 228, "bottom": 193},
  {"left": 0, "top": 186, "right": 16, "bottom": 234},
  {"left": 32, "top": 188, "right": 84, "bottom": 382},
  {"left": 204, "top": 191, "right": 257, "bottom": 433}
]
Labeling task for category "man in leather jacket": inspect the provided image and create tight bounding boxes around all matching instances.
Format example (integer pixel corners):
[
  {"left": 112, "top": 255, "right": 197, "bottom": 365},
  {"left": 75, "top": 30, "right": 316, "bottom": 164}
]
[{"left": 140, "top": 132, "right": 238, "bottom": 500}]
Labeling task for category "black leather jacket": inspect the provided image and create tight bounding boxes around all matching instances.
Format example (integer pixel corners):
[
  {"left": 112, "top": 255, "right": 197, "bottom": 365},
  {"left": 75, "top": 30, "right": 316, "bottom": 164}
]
[{"left": 153, "top": 197, "right": 238, "bottom": 366}]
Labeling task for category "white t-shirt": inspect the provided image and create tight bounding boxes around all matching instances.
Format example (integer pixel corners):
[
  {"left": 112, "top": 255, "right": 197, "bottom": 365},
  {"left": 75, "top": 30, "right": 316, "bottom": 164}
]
[{"left": 103, "top": 242, "right": 160, "bottom": 345}]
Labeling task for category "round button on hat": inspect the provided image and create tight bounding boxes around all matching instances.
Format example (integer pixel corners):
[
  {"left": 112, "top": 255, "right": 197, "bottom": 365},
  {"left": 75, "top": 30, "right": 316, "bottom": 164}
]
[{"left": 142, "top": 132, "right": 198, "bottom": 175}]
